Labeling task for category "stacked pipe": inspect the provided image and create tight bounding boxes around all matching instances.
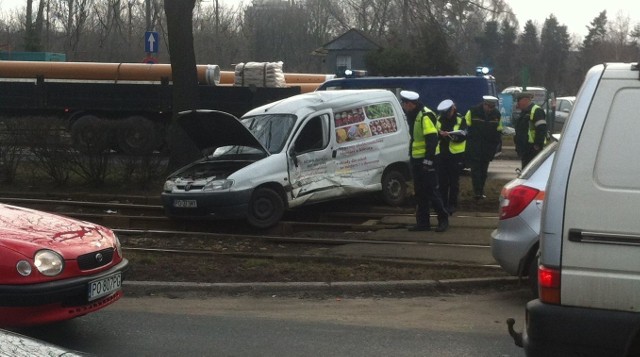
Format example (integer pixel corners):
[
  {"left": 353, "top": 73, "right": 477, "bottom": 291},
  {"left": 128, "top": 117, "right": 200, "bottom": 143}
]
[{"left": 0, "top": 60, "right": 330, "bottom": 93}]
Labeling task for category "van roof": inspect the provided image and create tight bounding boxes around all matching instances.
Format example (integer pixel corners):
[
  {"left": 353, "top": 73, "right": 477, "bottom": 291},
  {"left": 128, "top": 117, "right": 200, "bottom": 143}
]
[{"left": 243, "top": 89, "right": 397, "bottom": 118}]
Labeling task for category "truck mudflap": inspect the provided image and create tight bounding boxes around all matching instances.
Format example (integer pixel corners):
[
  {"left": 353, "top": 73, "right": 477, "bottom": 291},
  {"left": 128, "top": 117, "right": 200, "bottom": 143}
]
[{"left": 506, "top": 318, "right": 523, "bottom": 347}]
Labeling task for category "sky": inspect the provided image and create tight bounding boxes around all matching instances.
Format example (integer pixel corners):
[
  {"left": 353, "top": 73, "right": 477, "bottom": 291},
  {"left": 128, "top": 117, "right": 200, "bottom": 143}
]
[
  {"left": 1, "top": 0, "right": 639, "bottom": 38},
  {"left": 506, "top": 0, "right": 640, "bottom": 38}
]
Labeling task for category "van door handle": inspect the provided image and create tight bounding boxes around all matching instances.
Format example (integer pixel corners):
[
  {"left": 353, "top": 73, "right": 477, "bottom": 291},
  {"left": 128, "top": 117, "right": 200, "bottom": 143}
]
[
  {"left": 569, "top": 229, "right": 640, "bottom": 246},
  {"left": 332, "top": 150, "right": 337, "bottom": 158}
]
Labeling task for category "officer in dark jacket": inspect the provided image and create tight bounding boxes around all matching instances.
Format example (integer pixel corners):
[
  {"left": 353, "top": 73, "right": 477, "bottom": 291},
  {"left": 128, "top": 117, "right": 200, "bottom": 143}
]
[
  {"left": 515, "top": 91, "right": 547, "bottom": 168},
  {"left": 401, "top": 90, "right": 449, "bottom": 232},
  {"left": 464, "top": 95, "right": 502, "bottom": 200}
]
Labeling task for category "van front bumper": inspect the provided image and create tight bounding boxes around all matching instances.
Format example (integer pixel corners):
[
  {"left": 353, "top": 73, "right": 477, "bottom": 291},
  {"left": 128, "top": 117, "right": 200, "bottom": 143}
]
[
  {"left": 161, "top": 190, "right": 253, "bottom": 219},
  {"left": 523, "top": 299, "right": 640, "bottom": 356}
]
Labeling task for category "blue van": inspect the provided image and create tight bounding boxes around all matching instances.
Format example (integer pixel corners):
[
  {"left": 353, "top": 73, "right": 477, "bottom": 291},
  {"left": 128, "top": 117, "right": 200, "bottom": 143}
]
[{"left": 317, "top": 75, "right": 498, "bottom": 115}]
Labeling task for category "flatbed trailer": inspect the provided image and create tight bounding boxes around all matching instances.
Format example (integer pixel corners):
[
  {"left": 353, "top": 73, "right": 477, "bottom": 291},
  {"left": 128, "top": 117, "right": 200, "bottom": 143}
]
[{"left": 0, "top": 61, "right": 321, "bottom": 154}]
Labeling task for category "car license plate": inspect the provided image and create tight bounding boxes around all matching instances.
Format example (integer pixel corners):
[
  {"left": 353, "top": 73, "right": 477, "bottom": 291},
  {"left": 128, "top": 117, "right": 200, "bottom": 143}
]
[
  {"left": 88, "top": 272, "right": 122, "bottom": 301},
  {"left": 173, "top": 199, "right": 197, "bottom": 208}
]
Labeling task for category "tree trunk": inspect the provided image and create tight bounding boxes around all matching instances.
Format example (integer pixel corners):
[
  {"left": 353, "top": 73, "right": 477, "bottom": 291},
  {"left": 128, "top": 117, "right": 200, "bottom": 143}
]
[{"left": 164, "top": 0, "right": 201, "bottom": 172}]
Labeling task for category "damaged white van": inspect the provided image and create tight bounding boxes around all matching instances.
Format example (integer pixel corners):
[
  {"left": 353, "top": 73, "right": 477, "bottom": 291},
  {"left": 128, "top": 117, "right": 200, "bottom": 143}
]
[{"left": 161, "top": 89, "right": 411, "bottom": 228}]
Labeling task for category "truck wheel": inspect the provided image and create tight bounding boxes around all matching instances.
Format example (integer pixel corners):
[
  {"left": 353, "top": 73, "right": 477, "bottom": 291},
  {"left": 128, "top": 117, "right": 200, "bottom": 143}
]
[
  {"left": 247, "top": 187, "right": 285, "bottom": 229},
  {"left": 381, "top": 169, "right": 407, "bottom": 206},
  {"left": 117, "top": 116, "right": 160, "bottom": 155},
  {"left": 71, "top": 115, "right": 111, "bottom": 153}
]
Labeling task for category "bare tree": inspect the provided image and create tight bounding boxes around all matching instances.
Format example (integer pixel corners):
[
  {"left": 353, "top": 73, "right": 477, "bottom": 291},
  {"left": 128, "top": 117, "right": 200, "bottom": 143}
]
[{"left": 163, "top": 0, "right": 201, "bottom": 171}]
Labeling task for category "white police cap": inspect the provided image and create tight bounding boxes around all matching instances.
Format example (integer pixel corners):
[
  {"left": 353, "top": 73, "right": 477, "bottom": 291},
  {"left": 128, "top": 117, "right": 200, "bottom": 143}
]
[
  {"left": 437, "top": 99, "right": 454, "bottom": 112},
  {"left": 400, "top": 90, "right": 419, "bottom": 101},
  {"left": 482, "top": 95, "right": 499, "bottom": 103}
]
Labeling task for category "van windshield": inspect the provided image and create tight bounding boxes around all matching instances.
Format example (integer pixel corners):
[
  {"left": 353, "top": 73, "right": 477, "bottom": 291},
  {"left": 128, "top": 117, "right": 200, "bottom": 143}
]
[{"left": 241, "top": 114, "right": 297, "bottom": 154}]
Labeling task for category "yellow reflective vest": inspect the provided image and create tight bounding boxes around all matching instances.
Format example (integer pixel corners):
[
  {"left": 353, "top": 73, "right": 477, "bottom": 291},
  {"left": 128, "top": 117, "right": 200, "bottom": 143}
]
[
  {"left": 437, "top": 115, "right": 466, "bottom": 155},
  {"left": 527, "top": 104, "right": 547, "bottom": 145},
  {"left": 411, "top": 107, "right": 439, "bottom": 159}
]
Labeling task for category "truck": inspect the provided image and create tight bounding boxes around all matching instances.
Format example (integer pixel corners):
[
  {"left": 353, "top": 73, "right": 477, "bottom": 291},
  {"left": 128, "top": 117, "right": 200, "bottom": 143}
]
[
  {"left": 316, "top": 74, "right": 499, "bottom": 115},
  {"left": 0, "top": 60, "right": 328, "bottom": 155}
]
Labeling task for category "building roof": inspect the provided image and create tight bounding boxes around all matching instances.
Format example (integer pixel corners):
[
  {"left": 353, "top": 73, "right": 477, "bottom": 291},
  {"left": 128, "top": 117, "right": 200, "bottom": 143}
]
[{"left": 311, "top": 28, "right": 382, "bottom": 56}]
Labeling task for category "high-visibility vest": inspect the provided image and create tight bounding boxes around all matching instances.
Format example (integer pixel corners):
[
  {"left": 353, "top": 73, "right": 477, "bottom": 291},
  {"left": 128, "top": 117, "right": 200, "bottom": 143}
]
[
  {"left": 437, "top": 115, "right": 466, "bottom": 154},
  {"left": 528, "top": 104, "right": 547, "bottom": 144},
  {"left": 411, "top": 107, "right": 439, "bottom": 158}
]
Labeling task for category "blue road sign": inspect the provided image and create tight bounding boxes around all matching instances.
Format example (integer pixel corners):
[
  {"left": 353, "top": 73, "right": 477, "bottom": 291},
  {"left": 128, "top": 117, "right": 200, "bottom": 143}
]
[{"left": 145, "top": 31, "right": 159, "bottom": 53}]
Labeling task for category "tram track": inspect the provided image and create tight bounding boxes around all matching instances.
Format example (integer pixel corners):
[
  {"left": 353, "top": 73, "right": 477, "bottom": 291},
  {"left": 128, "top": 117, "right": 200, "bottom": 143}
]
[{"left": 0, "top": 194, "right": 506, "bottom": 283}]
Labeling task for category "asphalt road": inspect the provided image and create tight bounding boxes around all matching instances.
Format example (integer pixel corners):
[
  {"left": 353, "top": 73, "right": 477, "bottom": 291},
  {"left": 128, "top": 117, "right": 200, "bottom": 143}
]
[{"left": 13, "top": 287, "right": 529, "bottom": 356}]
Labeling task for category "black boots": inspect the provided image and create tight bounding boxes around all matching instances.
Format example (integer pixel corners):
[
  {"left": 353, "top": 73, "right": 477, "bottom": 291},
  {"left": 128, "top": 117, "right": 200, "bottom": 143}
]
[{"left": 435, "top": 214, "right": 449, "bottom": 232}]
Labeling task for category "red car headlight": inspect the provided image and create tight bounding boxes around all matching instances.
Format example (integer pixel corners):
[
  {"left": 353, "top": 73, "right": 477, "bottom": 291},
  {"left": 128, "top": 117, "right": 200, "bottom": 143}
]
[{"left": 34, "top": 249, "right": 64, "bottom": 276}]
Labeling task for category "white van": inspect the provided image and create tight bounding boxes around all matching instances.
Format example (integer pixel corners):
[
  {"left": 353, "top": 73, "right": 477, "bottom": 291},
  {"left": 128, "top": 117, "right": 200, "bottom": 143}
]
[
  {"left": 509, "top": 62, "right": 640, "bottom": 356},
  {"left": 161, "top": 89, "right": 411, "bottom": 228}
]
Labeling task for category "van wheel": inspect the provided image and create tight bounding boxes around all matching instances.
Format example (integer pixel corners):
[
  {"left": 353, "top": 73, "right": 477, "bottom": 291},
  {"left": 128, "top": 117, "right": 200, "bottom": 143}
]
[
  {"left": 381, "top": 170, "right": 407, "bottom": 206},
  {"left": 247, "top": 187, "right": 285, "bottom": 229},
  {"left": 527, "top": 257, "right": 539, "bottom": 297}
]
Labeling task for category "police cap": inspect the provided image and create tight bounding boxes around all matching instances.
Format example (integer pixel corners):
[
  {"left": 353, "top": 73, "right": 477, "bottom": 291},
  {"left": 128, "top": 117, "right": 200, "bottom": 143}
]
[
  {"left": 516, "top": 91, "right": 534, "bottom": 100},
  {"left": 400, "top": 90, "right": 419, "bottom": 102},
  {"left": 437, "top": 99, "right": 454, "bottom": 112},
  {"left": 482, "top": 95, "right": 499, "bottom": 104}
]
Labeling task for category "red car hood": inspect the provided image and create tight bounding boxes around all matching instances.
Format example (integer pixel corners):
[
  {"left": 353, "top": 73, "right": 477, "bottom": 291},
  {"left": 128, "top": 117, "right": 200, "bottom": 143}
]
[{"left": 0, "top": 203, "right": 114, "bottom": 256}]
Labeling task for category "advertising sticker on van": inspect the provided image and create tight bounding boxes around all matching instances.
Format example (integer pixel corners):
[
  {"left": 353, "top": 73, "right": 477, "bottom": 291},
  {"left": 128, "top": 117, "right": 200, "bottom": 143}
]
[{"left": 335, "top": 102, "right": 398, "bottom": 143}]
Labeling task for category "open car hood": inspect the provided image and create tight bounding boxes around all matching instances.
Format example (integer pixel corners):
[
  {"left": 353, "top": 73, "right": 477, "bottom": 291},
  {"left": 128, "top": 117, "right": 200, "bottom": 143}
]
[{"left": 178, "top": 109, "right": 268, "bottom": 155}]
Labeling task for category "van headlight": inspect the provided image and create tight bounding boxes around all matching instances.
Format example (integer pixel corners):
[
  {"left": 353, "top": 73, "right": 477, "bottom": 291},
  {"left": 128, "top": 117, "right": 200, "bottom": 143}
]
[
  {"left": 34, "top": 249, "right": 64, "bottom": 276},
  {"left": 163, "top": 180, "right": 176, "bottom": 192},
  {"left": 203, "top": 179, "right": 233, "bottom": 191}
]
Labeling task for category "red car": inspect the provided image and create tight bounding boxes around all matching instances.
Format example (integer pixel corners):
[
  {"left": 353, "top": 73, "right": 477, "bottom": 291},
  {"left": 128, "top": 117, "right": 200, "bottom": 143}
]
[{"left": 0, "top": 203, "right": 128, "bottom": 327}]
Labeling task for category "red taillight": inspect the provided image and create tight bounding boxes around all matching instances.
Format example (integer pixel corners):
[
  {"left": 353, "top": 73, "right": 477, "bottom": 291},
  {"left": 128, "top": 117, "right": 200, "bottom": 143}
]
[
  {"left": 499, "top": 185, "right": 541, "bottom": 220},
  {"left": 538, "top": 265, "right": 561, "bottom": 304}
]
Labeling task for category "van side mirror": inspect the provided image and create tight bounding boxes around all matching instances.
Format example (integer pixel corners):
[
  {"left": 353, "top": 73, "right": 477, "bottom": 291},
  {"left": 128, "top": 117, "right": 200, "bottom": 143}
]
[{"left": 288, "top": 147, "right": 299, "bottom": 167}]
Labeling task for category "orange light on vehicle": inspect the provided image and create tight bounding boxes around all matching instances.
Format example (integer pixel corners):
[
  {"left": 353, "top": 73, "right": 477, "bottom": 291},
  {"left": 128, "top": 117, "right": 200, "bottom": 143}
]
[{"left": 538, "top": 265, "right": 561, "bottom": 304}]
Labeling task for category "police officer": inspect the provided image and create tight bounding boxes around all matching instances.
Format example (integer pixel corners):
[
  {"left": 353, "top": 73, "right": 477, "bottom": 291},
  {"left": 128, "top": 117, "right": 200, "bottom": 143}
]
[
  {"left": 515, "top": 91, "right": 547, "bottom": 168},
  {"left": 400, "top": 90, "right": 449, "bottom": 232},
  {"left": 436, "top": 99, "right": 467, "bottom": 215},
  {"left": 464, "top": 95, "right": 502, "bottom": 200}
]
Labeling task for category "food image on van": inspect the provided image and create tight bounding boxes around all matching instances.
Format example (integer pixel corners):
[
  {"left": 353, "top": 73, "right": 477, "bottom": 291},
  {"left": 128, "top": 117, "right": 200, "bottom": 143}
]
[
  {"left": 335, "top": 103, "right": 398, "bottom": 143},
  {"left": 161, "top": 90, "right": 411, "bottom": 229}
]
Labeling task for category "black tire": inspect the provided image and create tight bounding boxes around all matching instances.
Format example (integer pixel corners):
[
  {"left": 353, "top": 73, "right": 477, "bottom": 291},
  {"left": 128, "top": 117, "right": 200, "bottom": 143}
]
[
  {"left": 247, "top": 187, "right": 285, "bottom": 229},
  {"left": 116, "top": 115, "right": 160, "bottom": 155},
  {"left": 527, "top": 253, "right": 539, "bottom": 298},
  {"left": 71, "top": 114, "right": 111, "bottom": 153},
  {"left": 381, "top": 169, "right": 407, "bottom": 206}
]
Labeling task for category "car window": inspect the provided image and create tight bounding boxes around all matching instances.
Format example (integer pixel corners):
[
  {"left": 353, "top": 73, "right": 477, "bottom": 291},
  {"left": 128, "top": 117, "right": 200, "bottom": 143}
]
[
  {"left": 558, "top": 99, "right": 573, "bottom": 112},
  {"left": 519, "top": 140, "right": 558, "bottom": 179},
  {"left": 241, "top": 114, "right": 297, "bottom": 154},
  {"left": 294, "top": 114, "right": 330, "bottom": 153}
]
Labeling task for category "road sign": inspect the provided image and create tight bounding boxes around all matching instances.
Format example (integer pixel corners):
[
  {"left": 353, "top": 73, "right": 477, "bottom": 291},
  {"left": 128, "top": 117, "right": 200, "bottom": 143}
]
[
  {"left": 145, "top": 31, "right": 159, "bottom": 53},
  {"left": 142, "top": 55, "right": 158, "bottom": 64}
]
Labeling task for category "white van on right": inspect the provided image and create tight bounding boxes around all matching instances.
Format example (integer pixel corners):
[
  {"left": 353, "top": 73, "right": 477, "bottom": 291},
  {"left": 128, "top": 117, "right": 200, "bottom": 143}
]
[{"left": 515, "top": 62, "right": 640, "bottom": 356}]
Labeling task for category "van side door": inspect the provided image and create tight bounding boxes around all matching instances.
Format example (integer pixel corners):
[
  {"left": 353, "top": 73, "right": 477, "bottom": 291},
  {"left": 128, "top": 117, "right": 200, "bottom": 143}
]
[
  {"left": 560, "top": 77, "right": 640, "bottom": 311},
  {"left": 287, "top": 112, "right": 335, "bottom": 201}
]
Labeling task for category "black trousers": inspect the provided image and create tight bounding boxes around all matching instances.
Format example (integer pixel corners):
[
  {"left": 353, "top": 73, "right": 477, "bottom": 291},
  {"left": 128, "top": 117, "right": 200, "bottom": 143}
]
[
  {"left": 467, "top": 158, "right": 490, "bottom": 196},
  {"left": 521, "top": 145, "right": 542, "bottom": 169},
  {"left": 438, "top": 153, "right": 464, "bottom": 209},
  {"left": 411, "top": 159, "right": 448, "bottom": 228}
]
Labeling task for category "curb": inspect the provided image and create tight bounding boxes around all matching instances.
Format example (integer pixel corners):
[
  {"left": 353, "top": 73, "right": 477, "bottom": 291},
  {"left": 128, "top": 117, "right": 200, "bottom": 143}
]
[{"left": 123, "top": 276, "right": 522, "bottom": 298}]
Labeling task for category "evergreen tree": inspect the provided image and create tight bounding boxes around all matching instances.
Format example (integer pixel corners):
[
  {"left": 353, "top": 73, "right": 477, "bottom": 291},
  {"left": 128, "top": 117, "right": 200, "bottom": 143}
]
[
  {"left": 517, "top": 21, "right": 540, "bottom": 87},
  {"left": 580, "top": 11, "right": 608, "bottom": 74},
  {"left": 496, "top": 20, "right": 518, "bottom": 89},
  {"left": 540, "top": 15, "right": 571, "bottom": 95}
]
